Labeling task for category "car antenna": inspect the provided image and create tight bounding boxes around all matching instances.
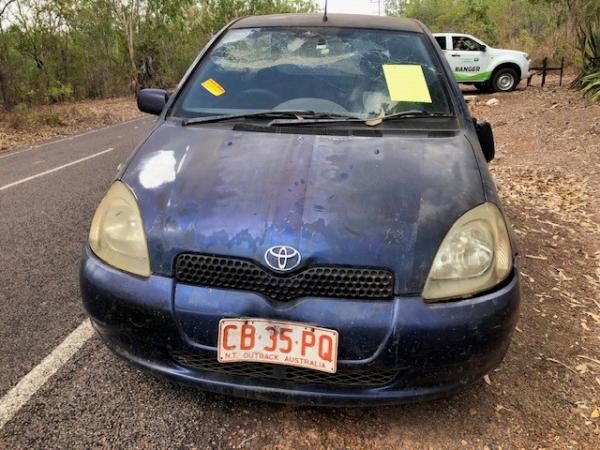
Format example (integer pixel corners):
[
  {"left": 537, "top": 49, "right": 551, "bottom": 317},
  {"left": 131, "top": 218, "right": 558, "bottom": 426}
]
[{"left": 323, "top": 0, "right": 328, "bottom": 22}]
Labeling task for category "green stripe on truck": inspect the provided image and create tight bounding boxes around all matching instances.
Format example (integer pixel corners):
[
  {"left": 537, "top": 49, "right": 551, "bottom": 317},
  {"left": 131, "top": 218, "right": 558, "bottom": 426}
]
[{"left": 453, "top": 71, "right": 492, "bottom": 82}]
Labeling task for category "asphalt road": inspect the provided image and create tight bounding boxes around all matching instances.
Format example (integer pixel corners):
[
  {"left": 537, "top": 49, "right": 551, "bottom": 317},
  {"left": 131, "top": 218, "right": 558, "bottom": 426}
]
[{"left": 0, "top": 117, "right": 155, "bottom": 398}]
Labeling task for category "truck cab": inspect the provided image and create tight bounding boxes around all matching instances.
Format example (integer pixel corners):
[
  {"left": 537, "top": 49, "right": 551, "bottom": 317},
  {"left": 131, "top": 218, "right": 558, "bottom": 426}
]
[{"left": 434, "top": 33, "right": 530, "bottom": 92}]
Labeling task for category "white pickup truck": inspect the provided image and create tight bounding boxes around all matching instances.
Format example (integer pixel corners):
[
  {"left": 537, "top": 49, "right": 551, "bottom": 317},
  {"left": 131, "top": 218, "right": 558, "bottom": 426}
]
[{"left": 433, "top": 33, "right": 530, "bottom": 92}]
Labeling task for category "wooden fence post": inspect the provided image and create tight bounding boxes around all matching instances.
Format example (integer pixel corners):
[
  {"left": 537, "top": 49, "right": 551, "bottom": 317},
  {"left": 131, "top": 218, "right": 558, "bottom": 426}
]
[
  {"left": 559, "top": 57, "right": 564, "bottom": 86},
  {"left": 541, "top": 57, "right": 548, "bottom": 88}
]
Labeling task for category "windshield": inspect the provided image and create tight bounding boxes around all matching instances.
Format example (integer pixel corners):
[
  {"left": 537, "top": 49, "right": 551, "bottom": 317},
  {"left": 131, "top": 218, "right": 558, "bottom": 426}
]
[{"left": 172, "top": 27, "right": 454, "bottom": 120}]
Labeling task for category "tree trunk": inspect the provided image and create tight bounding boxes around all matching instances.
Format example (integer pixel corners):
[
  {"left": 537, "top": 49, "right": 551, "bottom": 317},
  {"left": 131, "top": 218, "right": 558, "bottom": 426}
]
[{"left": 127, "top": 15, "right": 137, "bottom": 92}]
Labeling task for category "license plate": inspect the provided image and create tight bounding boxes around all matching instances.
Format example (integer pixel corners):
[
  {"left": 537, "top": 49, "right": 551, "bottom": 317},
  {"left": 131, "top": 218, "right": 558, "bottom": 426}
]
[{"left": 217, "top": 318, "right": 339, "bottom": 373}]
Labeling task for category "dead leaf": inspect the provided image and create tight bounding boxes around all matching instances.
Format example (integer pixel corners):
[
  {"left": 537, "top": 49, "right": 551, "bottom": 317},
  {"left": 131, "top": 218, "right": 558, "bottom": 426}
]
[
  {"left": 365, "top": 107, "right": 385, "bottom": 127},
  {"left": 520, "top": 271, "right": 535, "bottom": 283},
  {"left": 545, "top": 357, "right": 578, "bottom": 374},
  {"left": 578, "top": 355, "right": 600, "bottom": 366},
  {"left": 495, "top": 404, "right": 511, "bottom": 413},
  {"left": 583, "top": 312, "right": 600, "bottom": 325},
  {"left": 525, "top": 254, "right": 548, "bottom": 261}
]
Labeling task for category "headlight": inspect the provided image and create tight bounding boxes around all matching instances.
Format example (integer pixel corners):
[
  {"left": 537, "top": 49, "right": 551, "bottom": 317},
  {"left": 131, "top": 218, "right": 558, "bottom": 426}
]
[
  {"left": 423, "top": 202, "right": 512, "bottom": 302},
  {"left": 89, "top": 181, "right": 151, "bottom": 277}
]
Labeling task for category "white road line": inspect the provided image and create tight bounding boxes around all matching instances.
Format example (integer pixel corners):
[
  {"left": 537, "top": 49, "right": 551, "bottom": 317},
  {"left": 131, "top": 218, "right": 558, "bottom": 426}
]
[
  {"left": 0, "top": 116, "right": 149, "bottom": 161},
  {"left": 0, "top": 147, "right": 115, "bottom": 192},
  {"left": 0, "top": 320, "right": 94, "bottom": 430}
]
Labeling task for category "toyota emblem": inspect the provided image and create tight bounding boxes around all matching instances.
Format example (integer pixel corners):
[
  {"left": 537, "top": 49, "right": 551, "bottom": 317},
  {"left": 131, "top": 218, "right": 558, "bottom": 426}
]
[{"left": 264, "top": 245, "right": 301, "bottom": 272}]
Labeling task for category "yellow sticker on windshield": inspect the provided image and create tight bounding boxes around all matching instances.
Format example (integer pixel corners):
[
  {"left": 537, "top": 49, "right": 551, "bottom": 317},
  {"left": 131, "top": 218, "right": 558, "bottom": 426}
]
[
  {"left": 382, "top": 65, "right": 432, "bottom": 103},
  {"left": 201, "top": 78, "right": 226, "bottom": 96}
]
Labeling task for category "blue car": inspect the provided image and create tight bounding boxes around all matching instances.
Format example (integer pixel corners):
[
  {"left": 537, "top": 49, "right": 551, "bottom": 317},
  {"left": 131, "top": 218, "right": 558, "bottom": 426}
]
[{"left": 81, "top": 13, "right": 520, "bottom": 405}]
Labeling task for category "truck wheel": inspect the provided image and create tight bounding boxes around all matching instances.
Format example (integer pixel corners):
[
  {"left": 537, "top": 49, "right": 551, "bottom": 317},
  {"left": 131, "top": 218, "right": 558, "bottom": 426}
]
[{"left": 491, "top": 68, "right": 518, "bottom": 92}]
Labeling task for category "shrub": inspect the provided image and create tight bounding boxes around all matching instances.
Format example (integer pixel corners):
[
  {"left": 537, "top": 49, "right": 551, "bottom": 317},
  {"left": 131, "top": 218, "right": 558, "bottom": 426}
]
[
  {"left": 40, "top": 112, "right": 65, "bottom": 126},
  {"left": 572, "top": 22, "right": 600, "bottom": 101},
  {"left": 46, "top": 83, "right": 74, "bottom": 104}
]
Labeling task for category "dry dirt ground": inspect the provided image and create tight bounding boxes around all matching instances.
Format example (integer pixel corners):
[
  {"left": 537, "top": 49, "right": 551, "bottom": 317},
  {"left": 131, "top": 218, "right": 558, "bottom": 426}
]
[
  {"left": 0, "top": 96, "right": 143, "bottom": 151},
  {"left": 1, "top": 79, "right": 599, "bottom": 449}
]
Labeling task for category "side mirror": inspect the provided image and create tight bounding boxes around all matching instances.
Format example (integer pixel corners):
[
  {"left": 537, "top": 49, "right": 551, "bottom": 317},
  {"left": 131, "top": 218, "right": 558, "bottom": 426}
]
[
  {"left": 474, "top": 119, "right": 495, "bottom": 162},
  {"left": 137, "top": 88, "right": 168, "bottom": 115},
  {"left": 480, "top": 44, "right": 487, "bottom": 52}
]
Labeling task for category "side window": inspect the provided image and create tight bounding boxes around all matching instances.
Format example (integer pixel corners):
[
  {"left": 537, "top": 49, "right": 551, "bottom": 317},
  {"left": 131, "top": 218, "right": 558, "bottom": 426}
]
[
  {"left": 434, "top": 36, "right": 447, "bottom": 50},
  {"left": 452, "top": 36, "right": 481, "bottom": 51}
]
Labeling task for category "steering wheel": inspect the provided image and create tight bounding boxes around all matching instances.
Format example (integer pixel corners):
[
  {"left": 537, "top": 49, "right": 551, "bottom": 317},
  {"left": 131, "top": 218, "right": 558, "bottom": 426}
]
[
  {"left": 274, "top": 98, "right": 349, "bottom": 114},
  {"left": 236, "top": 88, "right": 283, "bottom": 109}
]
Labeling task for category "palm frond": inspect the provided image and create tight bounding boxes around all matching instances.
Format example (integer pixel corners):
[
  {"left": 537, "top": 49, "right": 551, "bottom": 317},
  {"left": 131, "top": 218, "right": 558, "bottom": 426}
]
[{"left": 572, "top": 13, "right": 600, "bottom": 100}]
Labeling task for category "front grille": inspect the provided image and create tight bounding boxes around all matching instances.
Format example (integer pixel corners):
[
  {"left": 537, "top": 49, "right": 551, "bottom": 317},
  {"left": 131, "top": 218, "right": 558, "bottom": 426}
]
[
  {"left": 171, "top": 349, "right": 399, "bottom": 388},
  {"left": 175, "top": 253, "right": 394, "bottom": 301}
]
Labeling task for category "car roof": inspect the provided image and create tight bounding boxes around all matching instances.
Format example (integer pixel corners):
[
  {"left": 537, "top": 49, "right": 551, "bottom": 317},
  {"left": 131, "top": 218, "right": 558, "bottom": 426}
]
[
  {"left": 231, "top": 13, "right": 423, "bottom": 33},
  {"left": 433, "top": 33, "right": 471, "bottom": 37}
]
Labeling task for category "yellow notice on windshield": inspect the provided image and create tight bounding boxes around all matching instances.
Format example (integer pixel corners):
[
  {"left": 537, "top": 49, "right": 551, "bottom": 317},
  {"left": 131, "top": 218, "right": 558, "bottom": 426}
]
[
  {"left": 382, "top": 65, "right": 432, "bottom": 103},
  {"left": 201, "top": 78, "right": 226, "bottom": 96}
]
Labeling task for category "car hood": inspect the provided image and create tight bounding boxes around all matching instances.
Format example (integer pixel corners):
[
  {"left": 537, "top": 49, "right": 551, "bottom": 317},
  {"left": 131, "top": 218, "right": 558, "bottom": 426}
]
[
  {"left": 489, "top": 47, "right": 527, "bottom": 59},
  {"left": 122, "top": 121, "right": 485, "bottom": 294}
]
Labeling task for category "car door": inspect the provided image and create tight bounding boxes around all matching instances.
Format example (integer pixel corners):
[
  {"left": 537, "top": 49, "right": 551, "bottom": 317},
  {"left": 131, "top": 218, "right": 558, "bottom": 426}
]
[
  {"left": 434, "top": 35, "right": 454, "bottom": 72},
  {"left": 434, "top": 35, "right": 448, "bottom": 53},
  {"left": 448, "top": 35, "right": 491, "bottom": 83}
]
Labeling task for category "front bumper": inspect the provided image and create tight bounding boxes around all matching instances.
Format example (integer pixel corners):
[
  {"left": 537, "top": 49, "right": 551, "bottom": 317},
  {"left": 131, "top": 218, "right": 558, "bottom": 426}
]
[{"left": 80, "top": 246, "right": 520, "bottom": 406}]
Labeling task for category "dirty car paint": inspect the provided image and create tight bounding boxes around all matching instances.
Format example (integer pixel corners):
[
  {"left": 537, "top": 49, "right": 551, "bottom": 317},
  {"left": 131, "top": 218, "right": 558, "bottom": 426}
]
[{"left": 122, "top": 122, "right": 485, "bottom": 294}]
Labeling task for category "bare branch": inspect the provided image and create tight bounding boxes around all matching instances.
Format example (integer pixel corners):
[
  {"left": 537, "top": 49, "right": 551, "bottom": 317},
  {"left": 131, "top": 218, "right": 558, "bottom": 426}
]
[{"left": 0, "top": 0, "right": 16, "bottom": 19}]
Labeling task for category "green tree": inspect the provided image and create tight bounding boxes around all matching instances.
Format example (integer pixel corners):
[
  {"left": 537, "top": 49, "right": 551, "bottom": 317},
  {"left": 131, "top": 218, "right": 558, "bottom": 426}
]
[
  {"left": 384, "top": 0, "right": 408, "bottom": 16},
  {"left": 457, "top": 0, "right": 496, "bottom": 44},
  {"left": 385, "top": 0, "right": 581, "bottom": 60},
  {"left": 0, "top": 0, "right": 318, "bottom": 108},
  {"left": 199, "top": 0, "right": 316, "bottom": 35},
  {"left": 0, "top": 0, "right": 17, "bottom": 106}
]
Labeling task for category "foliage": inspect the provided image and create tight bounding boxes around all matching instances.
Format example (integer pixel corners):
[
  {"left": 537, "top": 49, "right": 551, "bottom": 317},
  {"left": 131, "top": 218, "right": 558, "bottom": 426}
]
[
  {"left": 385, "top": 0, "right": 579, "bottom": 60},
  {"left": 200, "top": 0, "right": 314, "bottom": 34},
  {"left": 2, "top": 0, "right": 597, "bottom": 107},
  {"left": 0, "top": 0, "right": 317, "bottom": 109},
  {"left": 580, "top": 71, "right": 600, "bottom": 100},
  {"left": 570, "top": 1, "right": 600, "bottom": 100}
]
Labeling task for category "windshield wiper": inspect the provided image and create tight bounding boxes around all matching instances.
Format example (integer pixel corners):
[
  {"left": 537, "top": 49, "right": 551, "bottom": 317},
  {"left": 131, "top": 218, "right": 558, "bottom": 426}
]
[
  {"left": 182, "top": 109, "right": 453, "bottom": 127},
  {"left": 269, "top": 109, "right": 455, "bottom": 127},
  {"left": 376, "top": 110, "right": 455, "bottom": 122},
  {"left": 181, "top": 110, "right": 359, "bottom": 126}
]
